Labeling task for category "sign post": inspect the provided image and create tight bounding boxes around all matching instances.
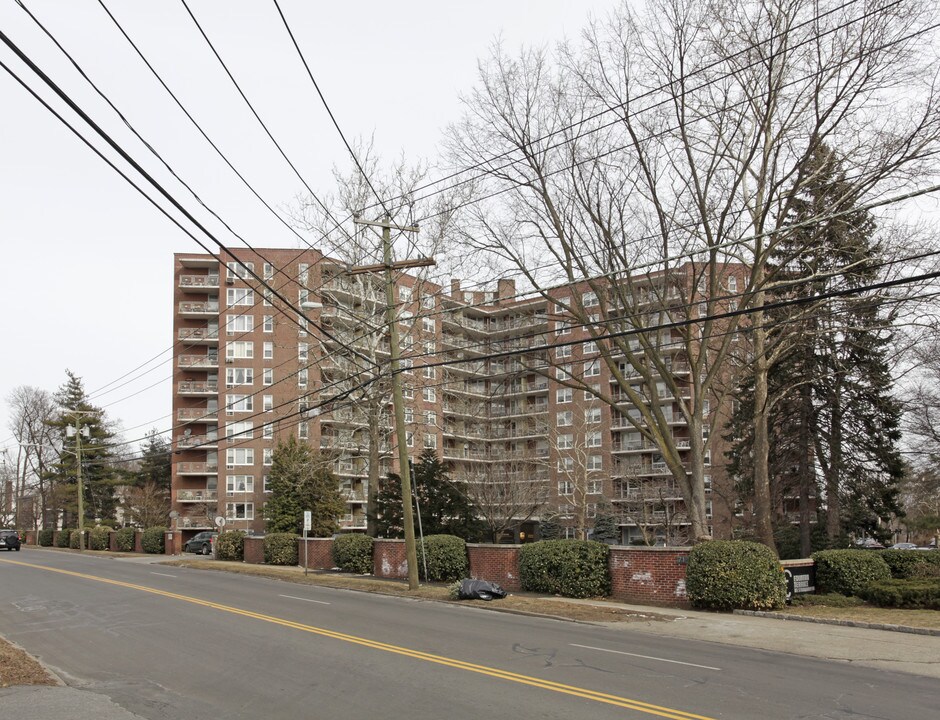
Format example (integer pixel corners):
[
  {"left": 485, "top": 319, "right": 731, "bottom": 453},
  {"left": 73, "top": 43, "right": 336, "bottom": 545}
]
[{"left": 303, "top": 511, "right": 312, "bottom": 576}]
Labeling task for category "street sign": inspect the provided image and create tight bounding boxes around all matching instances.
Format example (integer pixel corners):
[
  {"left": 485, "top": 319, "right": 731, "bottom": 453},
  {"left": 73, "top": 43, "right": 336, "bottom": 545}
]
[
  {"left": 303, "top": 511, "right": 312, "bottom": 532},
  {"left": 214, "top": 516, "right": 226, "bottom": 528}
]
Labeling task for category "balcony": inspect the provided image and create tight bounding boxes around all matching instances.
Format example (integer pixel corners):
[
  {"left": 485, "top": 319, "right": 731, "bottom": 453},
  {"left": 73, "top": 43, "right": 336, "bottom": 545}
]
[
  {"left": 338, "top": 515, "right": 367, "bottom": 530},
  {"left": 176, "top": 515, "right": 214, "bottom": 530},
  {"left": 178, "top": 327, "right": 219, "bottom": 345},
  {"left": 178, "top": 274, "right": 220, "bottom": 291},
  {"left": 176, "top": 462, "right": 219, "bottom": 475},
  {"left": 178, "top": 380, "right": 218, "bottom": 396},
  {"left": 176, "top": 490, "right": 218, "bottom": 503},
  {"left": 340, "top": 491, "right": 368, "bottom": 503},
  {"left": 177, "top": 407, "right": 218, "bottom": 423},
  {"left": 176, "top": 433, "right": 219, "bottom": 450},
  {"left": 178, "top": 301, "right": 220, "bottom": 317},
  {"left": 178, "top": 354, "right": 218, "bottom": 370}
]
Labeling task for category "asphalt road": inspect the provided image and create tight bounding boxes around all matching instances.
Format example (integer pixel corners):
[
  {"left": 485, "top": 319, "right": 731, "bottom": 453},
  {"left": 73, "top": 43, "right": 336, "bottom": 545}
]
[{"left": 1, "top": 548, "right": 936, "bottom": 720}]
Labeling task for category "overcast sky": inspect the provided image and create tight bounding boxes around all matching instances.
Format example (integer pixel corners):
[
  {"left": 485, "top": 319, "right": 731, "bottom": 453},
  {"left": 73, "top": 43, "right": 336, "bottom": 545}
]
[{"left": 0, "top": 0, "right": 620, "bottom": 455}]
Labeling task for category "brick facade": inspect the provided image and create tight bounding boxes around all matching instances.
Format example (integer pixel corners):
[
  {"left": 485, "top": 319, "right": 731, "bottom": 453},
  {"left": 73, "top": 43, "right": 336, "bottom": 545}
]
[
  {"left": 299, "top": 538, "right": 335, "bottom": 570},
  {"left": 373, "top": 539, "right": 409, "bottom": 579},
  {"left": 467, "top": 544, "right": 523, "bottom": 591},
  {"left": 243, "top": 536, "right": 264, "bottom": 564},
  {"left": 608, "top": 547, "right": 691, "bottom": 607}
]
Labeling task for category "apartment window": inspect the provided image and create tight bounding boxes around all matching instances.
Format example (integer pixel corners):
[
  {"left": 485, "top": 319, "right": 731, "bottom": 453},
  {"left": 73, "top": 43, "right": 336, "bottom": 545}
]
[
  {"left": 406, "top": 431, "right": 414, "bottom": 448},
  {"left": 728, "top": 299, "right": 739, "bottom": 311},
  {"left": 263, "top": 448, "right": 273, "bottom": 466},
  {"left": 424, "top": 340, "right": 436, "bottom": 354},
  {"left": 584, "top": 359, "right": 600, "bottom": 377},
  {"left": 582, "top": 291, "right": 598, "bottom": 307},
  {"left": 400, "top": 286, "right": 412, "bottom": 303},
  {"left": 584, "top": 384, "right": 600, "bottom": 400},
  {"left": 263, "top": 368, "right": 273, "bottom": 386},
  {"left": 263, "top": 289, "right": 272, "bottom": 306},
  {"left": 225, "top": 394, "right": 253, "bottom": 413},
  {"left": 556, "top": 388, "right": 572, "bottom": 404},
  {"left": 587, "top": 454, "right": 603, "bottom": 471},
  {"left": 263, "top": 475, "right": 271, "bottom": 492},
  {"left": 225, "top": 421, "right": 253, "bottom": 442},
  {"left": 263, "top": 315, "right": 274, "bottom": 332},
  {"left": 562, "top": 527, "right": 577, "bottom": 539},
  {"left": 226, "top": 261, "right": 254, "bottom": 279},
  {"left": 556, "top": 345, "right": 572, "bottom": 359},
  {"left": 558, "top": 480, "right": 574, "bottom": 495},
  {"left": 298, "top": 343, "right": 309, "bottom": 361},
  {"left": 263, "top": 423, "right": 273, "bottom": 439},
  {"left": 226, "top": 475, "right": 254, "bottom": 494},
  {"left": 586, "top": 431, "right": 602, "bottom": 448},
  {"left": 556, "top": 321, "right": 571, "bottom": 336},
  {"left": 704, "top": 475, "right": 712, "bottom": 494},
  {"left": 422, "top": 295, "right": 435, "bottom": 309},
  {"left": 403, "top": 385, "right": 414, "bottom": 399},
  {"left": 226, "top": 367, "right": 253, "bottom": 386},
  {"left": 555, "top": 298, "right": 569, "bottom": 315},
  {"left": 583, "top": 340, "right": 598, "bottom": 355},
  {"left": 702, "top": 399, "right": 710, "bottom": 416},
  {"left": 556, "top": 363, "right": 572, "bottom": 380},
  {"left": 225, "top": 503, "right": 254, "bottom": 520},
  {"left": 558, "top": 457, "right": 574, "bottom": 472},
  {"left": 423, "top": 365, "right": 436, "bottom": 379},
  {"left": 424, "top": 433, "right": 437, "bottom": 449},
  {"left": 226, "top": 341, "right": 254, "bottom": 360},
  {"left": 404, "top": 407, "right": 414, "bottom": 424},
  {"left": 423, "top": 387, "right": 436, "bottom": 403},
  {"left": 262, "top": 342, "right": 273, "bottom": 360},
  {"left": 557, "top": 433, "right": 573, "bottom": 450},
  {"left": 425, "top": 410, "right": 437, "bottom": 427},
  {"left": 587, "top": 478, "right": 602, "bottom": 494},
  {"left": 586, "top": 503, "right": 597, "bottom": 519},
  {"left": 727, "top": 275, "right": 737, "bottom": 293},
  {"left": 587, "top": 313, "right": 600, "bottom": 327},
  {"left": 298, "top": 368, "right": 308, "bottom": 387},
  {"left": 226, "top": 288, "right": 255, "bottom": 307},
  {"left": 422, "top": 317, "right": 435, "bottom": 333},
  {"left": 263, "top": 263, "right": 273, "bottom": 280},
  {"left": 299, "top": 288, "right": 309, "bottom": 305},
  {"left": 585, "top": 407, "right": 602, "bottom": 424},
  {"left": 225, "top": 314, "right": 254, "bottom": 335},
  {"left": 557, "top": 411, "right": 573, "bottom": 427},
  {"left": 298, "top": 422, "right": 309, "bottom": 439},
  {"left": 705, "top": 500, "right": 713, "bottom": 519},
  {"left": 401, "top": 356, "right": 413, "bottom": 373},
  {"left": 297, "top": 315, "right": 307, "bottom": 336},
  {"left": 226, "top": 447, "right": 254, "bottom": 466},
  {"left": 299, "top": 263, "right": 309, "bottom": 284}
]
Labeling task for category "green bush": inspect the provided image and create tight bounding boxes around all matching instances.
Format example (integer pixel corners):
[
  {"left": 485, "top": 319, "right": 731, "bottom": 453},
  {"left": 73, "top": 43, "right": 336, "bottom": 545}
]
[
  {"left": 69, "top": 530, "right": 83, "bottom": 549},
  {"left": 89, "top": 526, "right": 112, "bottom": 551},
  {"left": 115, "top": 527, "right": 136, "bottom": 552},
  {"left": 216, "top": 530, "right": 246, "bottom": 561},
  {"left": 141, "top": 527, "right": 167, "bottom": 554},
  {"left": 38, "top": 529, "right": 54, "bottom": 547},
  {"left": 55, "top": 529, "right": 72, "bottom": 548},
  {"left": 332, "top": 534, "right": 374, "bottom": 574},
  {"left": 790, "top": 592, "right": 865, "bottom": 608},
  {"left": 416, "top": 535, "right": 468, "bottom": 583},
  {"left": 686, "top": 540, "right": 786, "bottom": 611},
  {"left": 879, "top": 549, "right": 930, "bottom": 579},
  {"left": 859, "top": 578, "right": 940, "bottom": 609},
  {"left": 812, "top": 549, "right": 891, "bottom": 596},
  {"left": 519, "top": 540, "right": 610, "bottom": 598},
  {"left": 264, "top": 533, "right": 299, "bottom": 565}
]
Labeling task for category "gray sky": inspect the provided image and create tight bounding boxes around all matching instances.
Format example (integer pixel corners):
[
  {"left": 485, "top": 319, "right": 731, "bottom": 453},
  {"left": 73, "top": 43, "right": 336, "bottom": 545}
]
[{"left": 0, "top": 0, "right": 619, "bottom": 454}]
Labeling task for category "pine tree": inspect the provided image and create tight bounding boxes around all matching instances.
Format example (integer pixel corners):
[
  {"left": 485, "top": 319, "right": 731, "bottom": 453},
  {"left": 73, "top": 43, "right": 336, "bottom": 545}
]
[
  {"left": 264, "top": 436, "right": 345, "bottom": 536},
  {"left": 591, "top": 498, "right": 620, "bottom": 544}
]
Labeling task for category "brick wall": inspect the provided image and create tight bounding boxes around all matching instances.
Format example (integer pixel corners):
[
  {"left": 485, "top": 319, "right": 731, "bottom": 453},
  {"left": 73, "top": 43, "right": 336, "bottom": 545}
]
[
  {"left": 374, "top": 539, "right": 408, "bottom": 579},
  {"left": 299, "top": 538, "right": 335, "bottom": 570},
  {"left": 134, "top": 531, "right": 144, "bottom": 554},
  {"left": 467, "top": 544, "right": 522, "bottom": 591},
  {"left": 608, "top": 547, "right": 691, "bottom": 608},
  {"left": 243, "top": 537, "right": 264, "bottom": 564}
]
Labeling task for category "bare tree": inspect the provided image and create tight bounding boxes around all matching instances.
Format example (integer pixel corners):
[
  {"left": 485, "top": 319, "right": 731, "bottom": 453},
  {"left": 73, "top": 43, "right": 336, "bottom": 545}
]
[
  {"left": 7, "top": 386, "right": 58, "bottom": 529},
  {"left": 447, "top": 0, "right": 940, "bottom": 549},
  {"left": 123, "top": 481, "right": 171, "bottom": 529}
]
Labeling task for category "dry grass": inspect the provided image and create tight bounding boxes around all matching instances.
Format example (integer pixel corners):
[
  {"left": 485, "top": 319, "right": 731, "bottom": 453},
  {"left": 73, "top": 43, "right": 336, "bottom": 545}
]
[
  {"left": 0, "top": 637, "right": 56, "bottom": 688},
  {"left": 776, "top": 604, "right": 940, "bottom": 629}
]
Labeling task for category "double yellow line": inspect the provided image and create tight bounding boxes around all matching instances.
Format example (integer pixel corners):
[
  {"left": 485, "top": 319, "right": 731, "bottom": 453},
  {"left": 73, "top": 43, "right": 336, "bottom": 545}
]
[{"left": 1, "top": 558, "right": 715, "bottom": 719}]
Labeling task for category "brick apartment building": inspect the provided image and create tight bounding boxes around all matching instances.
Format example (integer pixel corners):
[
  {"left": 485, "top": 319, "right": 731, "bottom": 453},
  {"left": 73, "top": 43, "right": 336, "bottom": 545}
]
[{"left": 172, "top": 248, "right": 765, "bottom": 544}]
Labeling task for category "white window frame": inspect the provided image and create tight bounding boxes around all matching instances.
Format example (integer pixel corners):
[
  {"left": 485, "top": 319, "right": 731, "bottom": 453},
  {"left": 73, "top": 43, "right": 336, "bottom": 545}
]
[
  {"left": 557, "top": 411, "right": 573, "bottom": 427},
  {"left": 226, "top": 288, "right": 255, "bottom": 307}
]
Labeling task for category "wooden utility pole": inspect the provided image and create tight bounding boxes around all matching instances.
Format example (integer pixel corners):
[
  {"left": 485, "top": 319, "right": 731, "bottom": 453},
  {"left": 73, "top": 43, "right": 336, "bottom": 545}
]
[{"left": 350, "top": 216, "right": 432, "bottom": 590}]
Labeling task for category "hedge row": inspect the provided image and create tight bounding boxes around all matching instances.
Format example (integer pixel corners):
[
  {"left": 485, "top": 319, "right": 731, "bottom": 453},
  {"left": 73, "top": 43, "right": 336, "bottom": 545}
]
[
  {"left": 812, "top": 550, "right": 892, "bottom": 596},
  {"left": 686, "top": 540, "right": 786, "bottom": 610},
  {"left": 264, "top": 533, "right": 298, "bottom": 565},
  {"left": 216, "top": 530, "right": 246, "bottom": 561},
  {"left": 519, "top": 540, "right": 610, "bottom": 598},
  {"left": 417, "top": 535, "right": 468, "bottom": 583},
  {"left": 859, "top": 578, "right": 940, "bottom": 609},
  {"left": 332, "top": 534, "right": 374, "bottom": 574},
  {"left": 116, "top": 527, "right": 136, "bottom": 552}
]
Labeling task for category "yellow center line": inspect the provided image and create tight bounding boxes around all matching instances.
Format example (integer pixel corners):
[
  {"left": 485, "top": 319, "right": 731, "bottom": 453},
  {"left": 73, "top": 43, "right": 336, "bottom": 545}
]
[{"left": 1, "top": 558, "right": 716, "bottom": 720}]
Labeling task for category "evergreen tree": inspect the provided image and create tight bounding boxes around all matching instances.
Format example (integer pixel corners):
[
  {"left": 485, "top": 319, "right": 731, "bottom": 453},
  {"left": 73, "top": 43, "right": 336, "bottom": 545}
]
[
  {"left": 591, "top": 498, "right": 620, "bottom": 544},
  {"left": 370, "top": 449, "right": 483, "bottom": 539},
  {"left": 46, "top": 370, "right": 119, "bottom": 527},
  {"left": 538, "top": 513, "right": 561, "bottom": 541},
  {"left": 264, "top": 436, "right": 345, "bottom": 536},
  {"left": 134, "top": 431, "right": 171, "bottom": 491}
]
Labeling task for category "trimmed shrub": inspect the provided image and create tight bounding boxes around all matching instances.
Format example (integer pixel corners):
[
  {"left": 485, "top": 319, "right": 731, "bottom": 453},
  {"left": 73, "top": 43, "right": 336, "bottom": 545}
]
[
  {"left": 264, "top": 533, "right": 299, "bottom": 565},
  {"left": 332, "top": 534, "right": 374, "bottom": 574},
  {"left": 416, "top": 535, "right": 468, "bottom": 583},
  {"left": 69, "top": 530, "right": 83, "bottom": 549},
  {"left": 519, "top": 539, "right": 611, "bottom": 598},
  {"left": 55, "top": 529, "right": 72, "bottom": 548},
  {"left": 879, "top": 549, "right": 931, "bottom": 579},
  {"left": 89, "top": 526, "right": 112, "bottom": 551},
  {"left": 859, "top": 578, "right": 940, "bottom": 609},
  {"left": 790, "top": 592, "right": 864, "bottom": 608},
  {"left": 216, "top": 530, "right": 246, "bottom": 561},
  {"left": 141, "top": 527, "right": 167, "bottom": 554},
  {"left": 38, "top": 529, "right": 54, "bottom": 547},
  {"left": 813, "top": 550, "right": 891, "bottom": 596},
  {"left": 116, "top": 527, "right": 136, "bottom": 552},
  {"left": 686, "top": 540, "right": 786, "bottom": 611}
]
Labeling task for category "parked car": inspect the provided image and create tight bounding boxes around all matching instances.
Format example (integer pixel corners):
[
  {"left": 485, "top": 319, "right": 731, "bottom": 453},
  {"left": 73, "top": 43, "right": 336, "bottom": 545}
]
[
  {"left": 888, "top": 542, "right": 919, "bottom": 550},
  {"left": 854, "top": 538, "right": 885, "bottom": 549},
  {"left": 183, "top": 531, "right": 217, "bottom": 555},
  {"left": 1, "top": 529, "right": 22, "bottom": 551}
]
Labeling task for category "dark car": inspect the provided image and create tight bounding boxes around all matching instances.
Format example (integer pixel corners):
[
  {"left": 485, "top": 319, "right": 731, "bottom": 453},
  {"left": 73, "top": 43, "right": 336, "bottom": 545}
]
[
  {"left": 1, "top": 529, "right": 22, "bottom": 551},
  {"left": 183, "top": 531, "right": 217, "bottom": 555}
]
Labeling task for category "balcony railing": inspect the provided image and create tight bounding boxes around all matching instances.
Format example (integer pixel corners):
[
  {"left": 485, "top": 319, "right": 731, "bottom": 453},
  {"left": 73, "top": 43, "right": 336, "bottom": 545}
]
[
  {"left": 178, "top": 301, "right": 219, "bottom": 315},
  {"left": 176, "top": 490, "right": 218, "bottom": 502},
  {"left": 178, "top": 354, "right": 218, "bottom": 370},
  {"left": 179, "top": 274, "right": 220, "bottom": 290},
  {"left": 178, "top": 327, "right": 219, "bottom": 343},
  {"left": 178, "top": 380, "right": 218, "bottom": 395},
  {"left": 338, "top": 516, "right": 367, "bottom": 530},
  {"left": 177, "top": 408, "right": 218, "bottom": 422},
  {"left": 176, "top": 515, "right": 213, "bottom": 529},
  {"left": 176, "top": 462, "right": 218, "bottom": 475},
  {"left": 176, "top": 433, "right": 219, "bottom": 449}
]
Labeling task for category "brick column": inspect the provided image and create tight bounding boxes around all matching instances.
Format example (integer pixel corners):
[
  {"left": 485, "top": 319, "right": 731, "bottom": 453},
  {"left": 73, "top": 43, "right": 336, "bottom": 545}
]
[
  {"left": 373, "top": 539, "right": 408, "bottom": 579},
  {"left": 467, "top": 544, "right": 522, "bottom": 591},
  {"left": 608, "top": 546, "right": 691, "bottom": 608}
]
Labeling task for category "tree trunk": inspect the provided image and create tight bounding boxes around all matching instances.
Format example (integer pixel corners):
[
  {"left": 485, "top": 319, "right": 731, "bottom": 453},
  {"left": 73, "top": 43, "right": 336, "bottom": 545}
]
[
  {"left": 366, "top": 404, "right": 381, "bottom": 537},
  {"left": 826, "top": 385, "right": 843, "bottom": 541},
  {"left": 798, "top": 379, "right": 813, "bottom": 557},
  {"left": 751, "top": 304, "right": 777, "bottom": 552}
]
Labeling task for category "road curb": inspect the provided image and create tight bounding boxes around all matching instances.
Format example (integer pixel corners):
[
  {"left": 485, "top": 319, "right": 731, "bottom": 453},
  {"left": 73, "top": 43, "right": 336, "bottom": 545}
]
[{"left": 733, "top": 609, "right": 940, "bottom": 636}]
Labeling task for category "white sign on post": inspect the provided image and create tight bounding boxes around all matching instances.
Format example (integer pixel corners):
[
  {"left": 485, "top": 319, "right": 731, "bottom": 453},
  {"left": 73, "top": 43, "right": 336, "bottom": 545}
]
[{"left": 303, "top": 511, "right": 312, "bottom": 532}]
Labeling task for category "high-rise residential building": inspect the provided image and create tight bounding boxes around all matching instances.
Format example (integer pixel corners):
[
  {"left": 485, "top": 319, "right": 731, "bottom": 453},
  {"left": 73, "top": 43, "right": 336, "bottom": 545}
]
[{"left": 172, "top": 248, "right": 779, "bottom": 544}]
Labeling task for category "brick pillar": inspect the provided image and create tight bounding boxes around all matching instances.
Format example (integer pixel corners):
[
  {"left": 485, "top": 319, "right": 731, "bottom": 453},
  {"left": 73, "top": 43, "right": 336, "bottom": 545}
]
[
  {"left": 373, "top": 539, "right": 408, "bottom": 579},
  {"left": 467, "top": 544, "right": 522, "bottom": 591},
  {"left": 608, "top": 546, "right": 691, "bottom": 608}
]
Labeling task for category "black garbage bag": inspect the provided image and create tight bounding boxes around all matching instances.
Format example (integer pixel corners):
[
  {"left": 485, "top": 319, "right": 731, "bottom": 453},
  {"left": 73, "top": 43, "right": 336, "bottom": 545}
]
[{"left": 458, "top": 579, "right": 508, "bottom": 601}]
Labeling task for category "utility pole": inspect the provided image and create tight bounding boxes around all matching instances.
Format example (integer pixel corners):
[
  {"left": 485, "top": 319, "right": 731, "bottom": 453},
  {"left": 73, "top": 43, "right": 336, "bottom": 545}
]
[
  {"left": 350, "top": 216, "right": 433, "bottom": 590},
  {"left": 66, "top": 411, "right": 93, "bottom": 551}
]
